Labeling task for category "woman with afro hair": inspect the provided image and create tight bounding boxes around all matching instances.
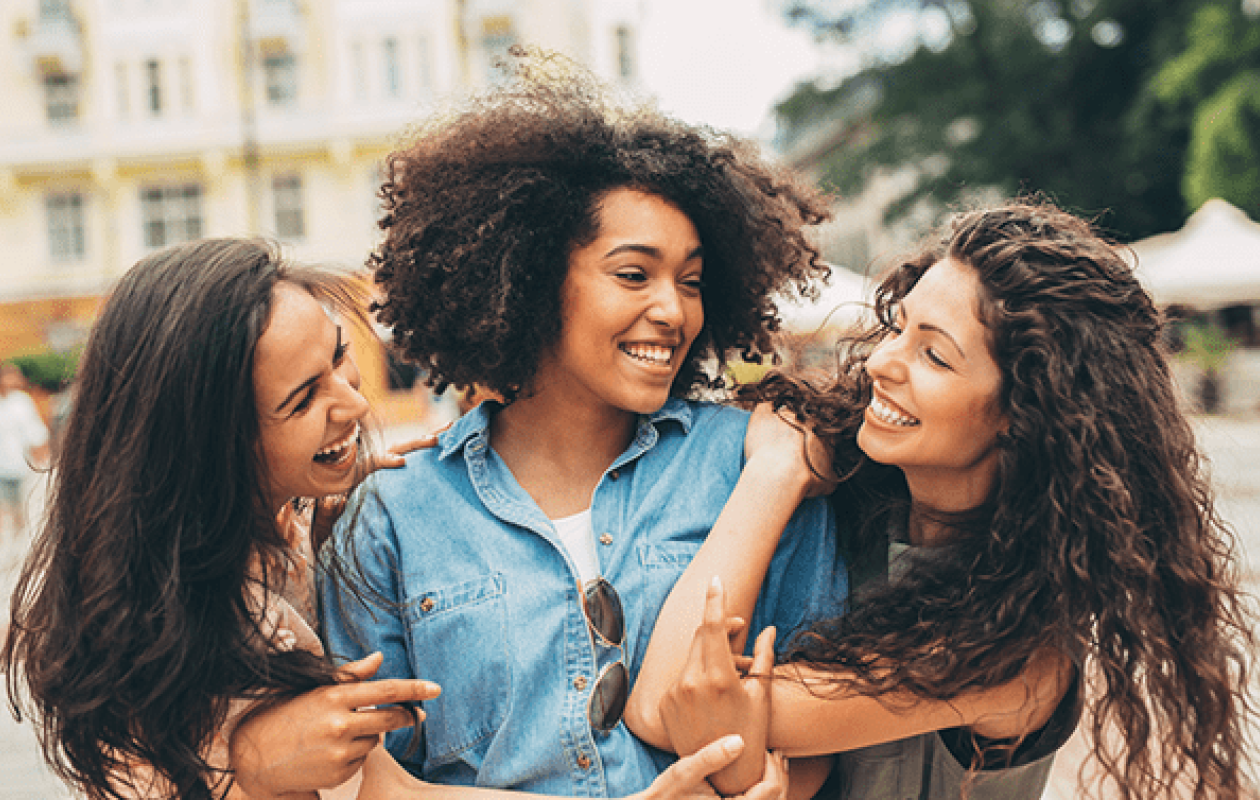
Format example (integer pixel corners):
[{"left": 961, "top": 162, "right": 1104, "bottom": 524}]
[
  {"left": 318, "top": 48, "right": 849, "bottom": 797},
  {"left": 628, "top": 198, "right": 1257, "bottom": 800}
]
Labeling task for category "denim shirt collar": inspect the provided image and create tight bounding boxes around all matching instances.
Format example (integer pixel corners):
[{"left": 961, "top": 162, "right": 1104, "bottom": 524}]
[{"left": 437, "top": 398, "right": 697, "bottom": 463}]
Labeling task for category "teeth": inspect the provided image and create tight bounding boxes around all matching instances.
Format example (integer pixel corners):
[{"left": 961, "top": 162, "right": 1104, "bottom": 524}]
[
  {"left": 317, "top": 423, "right": 360, "bottom": 458},
  {"left": 870, "top": 396, "right": 920, "bottom": 427},
  {"left": 621, "top": 343, "right": 674, "bottom": 366}
]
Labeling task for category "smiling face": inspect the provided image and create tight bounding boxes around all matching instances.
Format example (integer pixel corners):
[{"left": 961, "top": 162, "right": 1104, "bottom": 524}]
[
  {"left": 253, "top": 282, "right": 371, "bottom": 512},
  {"left": 857, "top": 257, "right": 1007, "bottom": 514},
  {"left": 532, "top": 188, "right": 705, "bottom": 420}
]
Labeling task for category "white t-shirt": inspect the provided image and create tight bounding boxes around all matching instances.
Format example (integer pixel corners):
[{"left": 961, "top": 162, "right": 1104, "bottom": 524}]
[{"left": 551, "top": 508, "right": 600, "bottom": 584}]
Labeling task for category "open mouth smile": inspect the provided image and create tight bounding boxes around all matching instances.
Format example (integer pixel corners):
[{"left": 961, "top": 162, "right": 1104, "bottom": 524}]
[
  {"left": 620, "top": 343, "right": 675, "bottom": 367},
  {"left": 314, "top": 423, "right": 360, "bottom": 466},
  {"left": 869, "top": 396, "right": 920, "bottom": 427}
]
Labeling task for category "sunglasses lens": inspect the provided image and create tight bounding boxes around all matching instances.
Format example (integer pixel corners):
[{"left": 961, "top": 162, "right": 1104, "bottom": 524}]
[
  {"left": 583, "top": 578, "right": 624, "bottom": 645},
  {"left": 588, "top": 660, "right": 628, "bottom": 733}
]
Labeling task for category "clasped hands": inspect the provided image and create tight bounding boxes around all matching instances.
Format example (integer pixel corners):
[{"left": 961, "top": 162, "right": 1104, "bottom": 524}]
[{"left": 659, "top": 576, "right": 781, "bottom": 799}]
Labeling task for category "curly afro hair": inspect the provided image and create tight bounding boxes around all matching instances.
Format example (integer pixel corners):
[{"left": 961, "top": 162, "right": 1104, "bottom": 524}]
[{"left": 370, "top": 47, "right": 833, "bottom": 402}]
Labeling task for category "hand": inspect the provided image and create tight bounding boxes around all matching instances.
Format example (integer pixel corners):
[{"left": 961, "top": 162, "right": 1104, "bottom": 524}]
[
  {"left": 743, "top": 404, "right": 837, "bottom": 499},
  {"left": 660, "top": 577, "right": 777, "bottom": 796},
  {"left": 368, "top": 424, "right": 449, "bottom": 472},
  {"left": 311, "top": 426, "right": 448, "bottom": 550},
  {"left": 634, "top": 736, "right": 788, "bottom": 800},
  {"left": 228, "top": 652, "right": 441, "bottom": 799}
]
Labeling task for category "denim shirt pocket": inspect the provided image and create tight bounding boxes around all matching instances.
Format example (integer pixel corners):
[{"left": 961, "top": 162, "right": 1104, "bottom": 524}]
[{"left": 403, "top": 573, "right": 510, "bottom": 769}]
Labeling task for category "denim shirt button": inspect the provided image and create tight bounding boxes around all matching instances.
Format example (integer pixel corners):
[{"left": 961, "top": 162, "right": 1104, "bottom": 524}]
[
  {"left": 609, "top": 469, "right": 620, "bottom": 480},
  {"left": 599, "top": 533, "right": 613, "bottom": 546},
  {"left": 573, "top": 675, "right": 588, "bottom": 690},
  {"left": 577, "top": 753, "right": 592, "bottom": 769},
  {"left": 419, "top": 596, "right": 435, "bottom": 613}
]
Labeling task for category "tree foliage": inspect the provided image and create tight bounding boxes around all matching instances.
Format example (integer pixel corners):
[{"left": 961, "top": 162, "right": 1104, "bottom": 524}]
[{"left": 776, "top": 0, "right": 1250, "bottom": 240}]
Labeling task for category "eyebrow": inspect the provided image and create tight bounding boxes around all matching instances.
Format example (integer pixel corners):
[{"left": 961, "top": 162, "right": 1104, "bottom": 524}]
[
  {"left": 604, "top": 243, "right": 704, "bottom": 261},
  {"left": 917, "top": 322, "right": 967, "bottom": 360},
  {"left": 273, "top": 326, "right": 342, "bottom": 413}
]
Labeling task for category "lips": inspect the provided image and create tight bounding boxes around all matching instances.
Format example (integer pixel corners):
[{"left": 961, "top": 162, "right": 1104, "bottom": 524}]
[
  {"left": 314, "top": 423, "right": 360, "bottom": 465},
  {"left": 620, "top": 342, "right": 675, "bottom": 367},
  {"left": 869, "top": 395, "right": 920, "bottom": 427}
]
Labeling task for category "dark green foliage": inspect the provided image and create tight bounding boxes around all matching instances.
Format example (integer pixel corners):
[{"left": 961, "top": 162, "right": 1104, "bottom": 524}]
[{"left": 777, "top": 0, "right": 1255, "bottom": 240}]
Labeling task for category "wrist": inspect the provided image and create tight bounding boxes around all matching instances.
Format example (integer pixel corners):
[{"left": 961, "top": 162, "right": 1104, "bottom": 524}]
[{"left": 743, "top": 449, "right": 814, "bottom": 500}]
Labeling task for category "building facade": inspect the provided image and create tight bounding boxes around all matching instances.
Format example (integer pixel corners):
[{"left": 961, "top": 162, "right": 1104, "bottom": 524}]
[{"left": 0, "top": 0, "right": 641, "bottom": 420}]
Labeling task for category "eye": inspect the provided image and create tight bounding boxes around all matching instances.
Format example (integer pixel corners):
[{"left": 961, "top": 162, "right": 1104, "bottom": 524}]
[
  {"left": 615, "top": 268, "right": 647, "bottom": 284},
  {"left": 925, "top": 347, "right": 951, "bottom": 369},
  {"left": 680, "top": 274, "right": 705, "bottom": 293},
  {"left": 291, "top": 388, "right": 317, "bottom": 415}
]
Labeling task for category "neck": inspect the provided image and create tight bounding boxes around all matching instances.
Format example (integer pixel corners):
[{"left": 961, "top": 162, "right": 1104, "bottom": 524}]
[
  {"left": 490, "top": 388, "right": 640, "bottom": 518},
  {"left": 902, "top": 471, "right": 994, "bottom": 546}
]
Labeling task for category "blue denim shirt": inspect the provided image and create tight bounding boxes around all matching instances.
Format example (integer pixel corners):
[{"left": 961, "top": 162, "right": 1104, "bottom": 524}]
[{"left": 319, "top": 399, "right": 847, "bottom": 797}]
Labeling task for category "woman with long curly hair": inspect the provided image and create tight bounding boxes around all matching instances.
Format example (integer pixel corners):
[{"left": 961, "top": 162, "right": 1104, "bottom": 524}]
[
  {"left": 628, "top": 199, "right": 1256, "bottom": 799},
  {"left": 318, "top": 48, "right": 848, "bottom": 796}
]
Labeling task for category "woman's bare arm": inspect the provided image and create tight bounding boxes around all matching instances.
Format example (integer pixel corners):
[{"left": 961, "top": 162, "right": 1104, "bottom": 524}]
[{"left": 625, "top": 406, "right": 830, "bottom": 749}]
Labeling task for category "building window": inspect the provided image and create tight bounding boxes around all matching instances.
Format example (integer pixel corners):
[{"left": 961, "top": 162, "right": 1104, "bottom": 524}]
[
  {"left": 272, "top": 174, "right": 304, "bottom": 239},
  {"left": 263, "top": 51, "right": 297, "bottom": 107},
  {"left": 46, "top": 192, "right": 86, "bottom": 262},
  {"left": 39, "top": 0, "right": 72, "bottom": 20},
  {"left": 616, "top": 26, "right": 636, "bottom": 80},
  {"left": 382, "top": 37, "right": 401, "bottom": 98},
  {"left": 43, "top": 72, "right": 79, "bottom": 123},
  {"left": 140, "top": 183, "right": 202, "bottom": 248},
  {"left": 145, "top": 58, "right": 162, "bottom": 115}
]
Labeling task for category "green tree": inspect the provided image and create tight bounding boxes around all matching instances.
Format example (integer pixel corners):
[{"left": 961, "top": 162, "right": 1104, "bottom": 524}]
[
  {"left": 776, "top": 0, "right": 1217, "bottom": 240},
  {"left": 1153, "top": 3, "right": 1260, "bottom": 215}
]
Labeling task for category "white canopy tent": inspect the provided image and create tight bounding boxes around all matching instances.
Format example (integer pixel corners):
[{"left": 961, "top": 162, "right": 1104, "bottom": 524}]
[
  {"left": 778, "top": 265, "right": 873, "bottom": 334},
  {"left": 1134, "top": 199, "right": 1260, "bottom": 310}
]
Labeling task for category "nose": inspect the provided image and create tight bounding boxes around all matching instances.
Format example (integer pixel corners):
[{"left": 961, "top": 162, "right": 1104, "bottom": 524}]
[
  {"left": 331, "top": 356, "right": 371, "bottom": 422},
  {"left": 866, "top": 332, "right": 907, "bottom": 385},
  {"left": 645, "top": 283, "right": 686, "bottom": 330}
]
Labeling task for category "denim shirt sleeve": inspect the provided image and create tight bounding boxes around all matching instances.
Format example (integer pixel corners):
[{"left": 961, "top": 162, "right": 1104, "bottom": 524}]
[
  {"left": 748, "top": 493, "right": 847, "bottom": 654},
  {"left": 317, "top": 484, "right": 422, "bottom": 757}
]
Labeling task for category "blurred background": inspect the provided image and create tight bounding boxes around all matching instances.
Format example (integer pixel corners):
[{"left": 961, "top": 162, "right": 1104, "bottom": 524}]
[
  {"left": 3, "top": 0, "right": 1260, "bottom": 427},
  {"left": 2, "top": 1, "right": 1260, "bottom": 796}
]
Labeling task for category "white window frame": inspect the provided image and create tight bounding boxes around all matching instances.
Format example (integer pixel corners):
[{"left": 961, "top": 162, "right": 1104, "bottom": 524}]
[
  {"left": 46, "top": 192, "right": 87, "bottom": 262},
  {"left": 272, "top": 173, "right": 305, "bottom": 240},
  {"left": 140, "top": 183, "right": 203, "bottom": 249}
]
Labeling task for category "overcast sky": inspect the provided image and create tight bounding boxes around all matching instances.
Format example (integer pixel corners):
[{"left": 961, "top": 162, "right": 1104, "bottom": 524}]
[{"left": 635, "top": 0, "right": 855, "bottom": 141}]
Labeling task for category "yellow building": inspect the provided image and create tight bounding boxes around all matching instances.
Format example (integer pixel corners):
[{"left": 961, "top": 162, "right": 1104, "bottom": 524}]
[{"left": 0, "top": 0, "right": 642, "bottom": 425}]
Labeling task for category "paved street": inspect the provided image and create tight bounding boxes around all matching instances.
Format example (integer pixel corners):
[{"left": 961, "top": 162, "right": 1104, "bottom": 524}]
[{"left": 3, "top": 415, "right": 1260, "bottom": 799}]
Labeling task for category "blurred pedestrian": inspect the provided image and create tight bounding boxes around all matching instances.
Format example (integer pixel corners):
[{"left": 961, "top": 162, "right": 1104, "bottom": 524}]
[{"left": 0, "top": 362, "right": 49, "bottom": 538}]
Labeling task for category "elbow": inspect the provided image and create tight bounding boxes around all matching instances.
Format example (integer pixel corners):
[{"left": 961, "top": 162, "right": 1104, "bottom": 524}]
[{"left": 623, "top": 692, "right": 672, "bottom": 751}]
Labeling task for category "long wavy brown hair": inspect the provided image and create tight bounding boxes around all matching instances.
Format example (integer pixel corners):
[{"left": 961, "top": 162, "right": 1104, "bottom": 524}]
[
  {"left": 370, "top": 47, "right": 832, "bottom": 402},
  {"left": 2, "top": 239, "right": 375, "bottom": 799},
  {"left": 754, "top": 199, "right": 1255, "bottom": 798}
]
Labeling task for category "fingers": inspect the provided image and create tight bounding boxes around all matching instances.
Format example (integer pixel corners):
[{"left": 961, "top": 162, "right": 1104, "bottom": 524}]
[
  {"left": 738, "top": 751, "right": 788, "bottom": 800},
  {"left": 702, "top": 576, "right": 726, "bottom": 628},
  {"left": 386, "top": 434, "right": 439, "bottom": 457},
  {"left": 665, "top": 734, "right": 746, "bottom": 784},
  {"left": 749, "top": 626, "right": 777, "bottom": 679},
  {"left": 340, "top": 676, "right": 442, "bottom": 709},
  {"left": 336, "top": 652, "right": 385, "bottom": 683}
]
